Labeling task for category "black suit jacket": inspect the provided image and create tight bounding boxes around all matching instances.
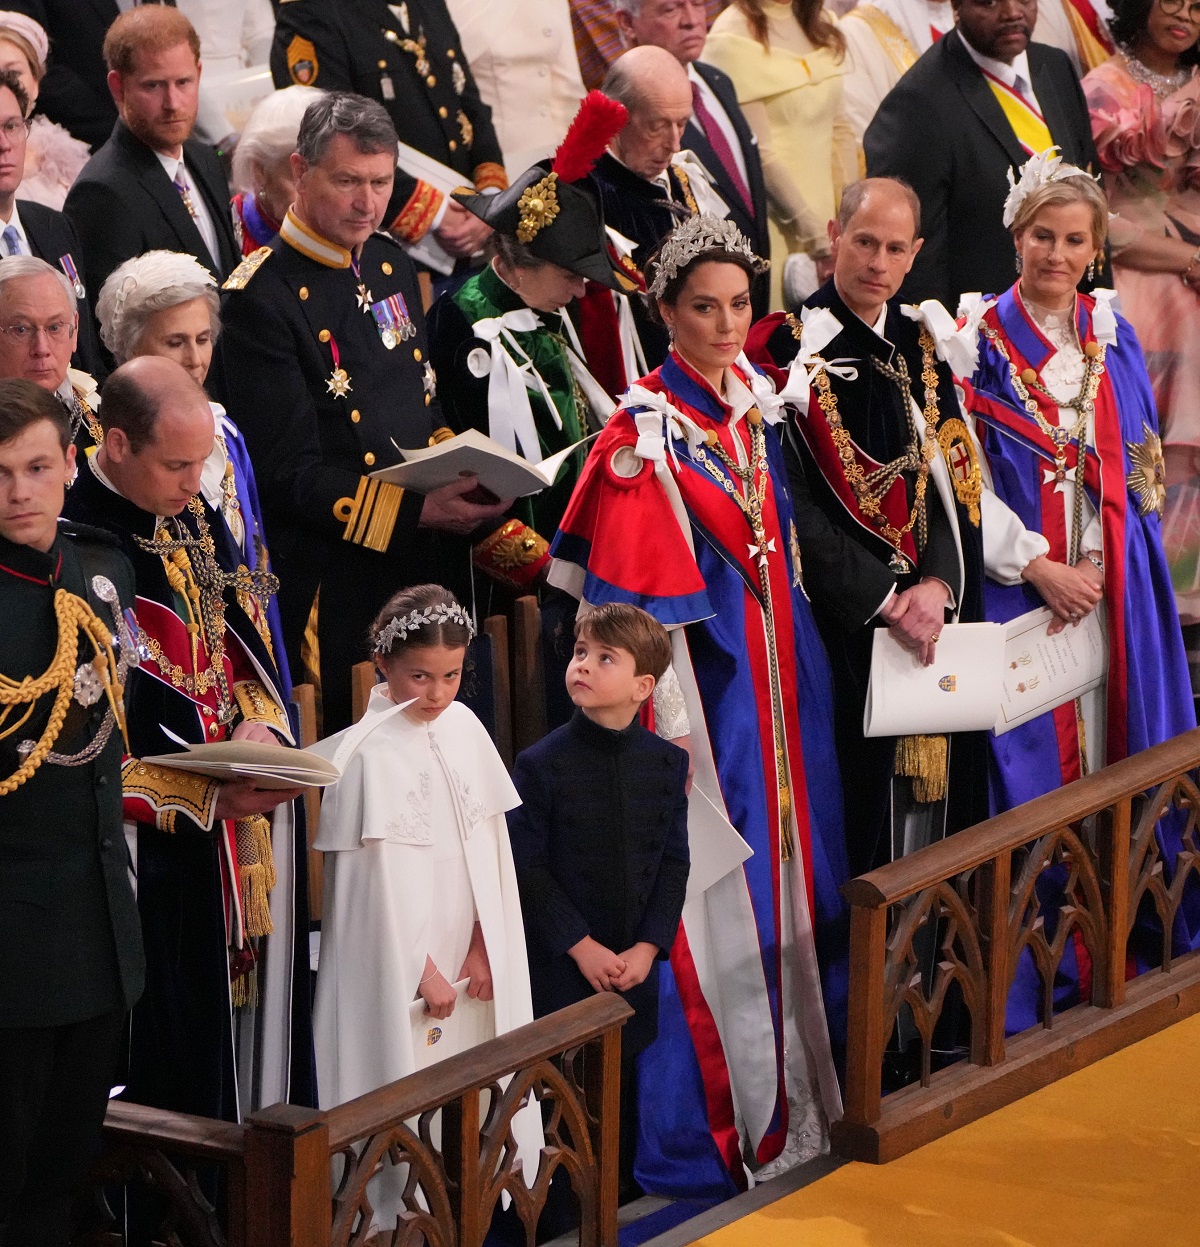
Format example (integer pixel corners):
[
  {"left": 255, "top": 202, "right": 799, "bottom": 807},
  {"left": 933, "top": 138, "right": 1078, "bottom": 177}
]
[
  {"left": 685, "top": 61, "right": 770, "bottom": 317},
  {"left": 864, "top": 31, "right": 1100, "bottom": 310},
  {"left": 18, "top": 198, "right": 104, "bottom": 377},
  {"left": 63, "top": 121, "right": 239, "bottom": 323},
  {"left": 6, "top": 0, "right": 120, "bottom": 150},
  {"left": 508, "top": 711, "right": 690, "bottom": 1055}
]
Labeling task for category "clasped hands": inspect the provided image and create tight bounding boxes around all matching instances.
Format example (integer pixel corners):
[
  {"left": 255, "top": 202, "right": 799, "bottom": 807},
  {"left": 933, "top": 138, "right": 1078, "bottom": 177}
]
[
  {"left": 569, "top": 935, "right": 658, "bottom": 995},
  {"left": 420, "top": 922, "right": 493, "bottom": 1018},
  {"left": 879, "top": 577, "right": 953, "bottom": 667},
  {"left": 1022, "top": 554, "right": 1104, "bottom": 636}
]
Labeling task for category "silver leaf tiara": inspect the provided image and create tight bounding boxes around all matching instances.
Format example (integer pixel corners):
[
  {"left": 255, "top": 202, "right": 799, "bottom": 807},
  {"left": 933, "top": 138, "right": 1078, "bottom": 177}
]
[
  {"left": 647, "top": 214, "right": 769, "bottom": 299},
  {"left": 373, "top": 602, "right": 476, "bottom": 653}
]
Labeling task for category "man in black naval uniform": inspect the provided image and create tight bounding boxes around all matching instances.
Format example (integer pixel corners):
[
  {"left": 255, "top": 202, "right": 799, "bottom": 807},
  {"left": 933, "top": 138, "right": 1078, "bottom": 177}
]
[
  {"left": 272, "top": 0, "right": 506, "bottom": 265},
  {"left": 211, "top": 92, "right": 510, "bottom": 733},
  {"left": 0, "top": 378, "right": 143, "bottom": 1245},
  {"left": 747, "top": 178, "right": 990, "bottom": 878}
]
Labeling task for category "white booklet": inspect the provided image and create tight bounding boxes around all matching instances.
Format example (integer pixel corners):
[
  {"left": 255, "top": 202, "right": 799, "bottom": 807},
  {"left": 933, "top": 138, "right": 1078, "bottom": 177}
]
[
  {"left": 863, "top": 622, "right": 1007, "bottom": 737},
  {"left": 139, "top": 741, "right": 341, "bottom": 789},
  {"left": 994, "top": 606, "right": 1107, "bottom": 736},
  {"left": 372, "top": 426, "right": 597, "bottom": 498},
  {"left": 409, "top": 979, "right": 494, "bottom": 1070}
]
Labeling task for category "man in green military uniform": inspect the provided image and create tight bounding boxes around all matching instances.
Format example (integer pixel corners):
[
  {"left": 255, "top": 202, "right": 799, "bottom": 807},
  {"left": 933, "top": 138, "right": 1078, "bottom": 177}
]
[
  {"left": 271, "top": 0, "right": 506, "bottom": 263},
  {"left": 211, "top": 92, "right": 511, "bottom": 733},
  {"left": 0, "top": 378, "right": 144, "bottom": 1245}
]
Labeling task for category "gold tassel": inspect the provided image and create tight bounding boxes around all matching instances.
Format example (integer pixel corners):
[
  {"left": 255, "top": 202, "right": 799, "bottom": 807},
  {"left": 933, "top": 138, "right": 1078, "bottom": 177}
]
[
  {"left": 235, "top": 815, "right": 275, "bottom": 937},
  {"left": 895, "top": 733, "right": 948, "bottom": 804},
  {"left": 231, "top": 965, "right": 258, "bottom": 1008},
  {"left": 777, "top": 745, "right": 794, "bottom": 861}
]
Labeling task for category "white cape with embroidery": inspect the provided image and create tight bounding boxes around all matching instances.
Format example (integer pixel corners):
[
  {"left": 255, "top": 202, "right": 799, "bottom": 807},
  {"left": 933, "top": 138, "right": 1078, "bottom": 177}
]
[{"left": 310, "top": 690, "right": 542, "bottom": 1201}]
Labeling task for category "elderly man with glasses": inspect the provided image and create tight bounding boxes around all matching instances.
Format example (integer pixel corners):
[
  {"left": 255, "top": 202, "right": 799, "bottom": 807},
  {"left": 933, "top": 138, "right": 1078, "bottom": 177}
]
[{"left": 0, "top": 254, "right": 101, "bottom": 450}]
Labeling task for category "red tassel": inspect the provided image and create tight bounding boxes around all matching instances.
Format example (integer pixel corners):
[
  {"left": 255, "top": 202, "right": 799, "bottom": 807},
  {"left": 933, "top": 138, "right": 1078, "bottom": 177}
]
[{"left": 551, "top": 90, "right": 629, "bottom": 184}]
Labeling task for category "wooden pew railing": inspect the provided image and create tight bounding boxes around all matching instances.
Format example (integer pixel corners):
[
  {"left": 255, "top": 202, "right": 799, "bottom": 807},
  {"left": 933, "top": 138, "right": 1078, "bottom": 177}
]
[
  {"left": 85, "top": 994, "right": 631, "bottom": 1247},
  {"left": 834, "top": 726, "right": 1200, "bottom": 1164}
]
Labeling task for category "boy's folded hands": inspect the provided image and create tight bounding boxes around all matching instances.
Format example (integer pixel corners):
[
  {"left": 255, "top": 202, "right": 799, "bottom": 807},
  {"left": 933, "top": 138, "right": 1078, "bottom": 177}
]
[{"left": 568, "top": 934, "right": 627, "bottom": 993}]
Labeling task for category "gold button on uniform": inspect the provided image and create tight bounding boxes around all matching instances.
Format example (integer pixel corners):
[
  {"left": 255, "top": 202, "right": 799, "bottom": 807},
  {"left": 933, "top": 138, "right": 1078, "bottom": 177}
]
[
  {"left": 299, "top": 287, "right": 309, "bottom": 300},
  {"left": 364, "top": 451, "right": 376, "bottom": 466},
  {"left": 382, "top": 262, "right": 392, "bottom": 275},
  {"left": 378, "top": 59, "right": 387, "bottom": 68},
  {"left": 447, "top": 49, "right": 456, "bottom": 58},
  {"left": 351, "top": 409, "right": 361, "bottom": 423},
  {"left": 427, "top": 75, "right": 437, "bottom": 88},
  {"left": 413, "top": 348, "right": 422, "bottom": 361},
  {"left": 1020, "top": 367, "right": 1037, "bottom": 385},
  {"left": 438, "top": 106, "right": 448, "bottom": 118},
  {"left": 447, "top": 139, "right": 456, "bottom": 151},
  {"left": 424, "top": 394, "right": 432, "bottom": 406},
  {"left": 208, "top": 722, "right": 219, "bottom": 737},
  {"left": 319, "top": 329, "right": 331, "bottom": 342}
]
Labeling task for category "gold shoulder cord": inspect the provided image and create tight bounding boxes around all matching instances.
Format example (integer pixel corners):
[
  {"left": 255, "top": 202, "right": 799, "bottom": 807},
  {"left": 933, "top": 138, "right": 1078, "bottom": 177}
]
[{"left": 0, "top": 590, "right": 129, "bottom": 796}]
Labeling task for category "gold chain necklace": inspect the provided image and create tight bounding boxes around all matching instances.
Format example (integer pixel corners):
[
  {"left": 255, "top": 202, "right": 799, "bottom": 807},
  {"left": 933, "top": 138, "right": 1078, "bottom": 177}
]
[
  {"left": 810, "top": 327, "right": 941, "bottom": 573},
  {"left": 691, "top": 409, "right": 795, "bottom": 860}
]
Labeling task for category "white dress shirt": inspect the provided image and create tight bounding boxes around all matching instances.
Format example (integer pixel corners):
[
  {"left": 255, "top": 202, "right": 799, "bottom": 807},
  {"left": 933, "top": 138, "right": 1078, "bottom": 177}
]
[
  {"left": 154, "top": 148, "right": 221, "bottom": 270},
  {"left": 958, "top": 34, "right": 1046, "bottom": 119}
]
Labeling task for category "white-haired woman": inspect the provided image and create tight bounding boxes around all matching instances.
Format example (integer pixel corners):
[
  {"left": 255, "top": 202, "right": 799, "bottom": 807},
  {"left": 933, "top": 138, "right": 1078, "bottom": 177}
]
[
  {"left": 231, "top": 85, "right": 325, "bottom": 253},
  {"left": 96, "top": 249, "right": 291, "bottom": 684},
  {"left": 0, "top": 10, "right": 89, "bottom": 210}
]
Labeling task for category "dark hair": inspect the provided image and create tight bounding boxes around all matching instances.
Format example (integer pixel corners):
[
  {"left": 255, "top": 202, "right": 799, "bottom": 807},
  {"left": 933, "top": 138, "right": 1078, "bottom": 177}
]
[
  {"left": 0, "top": 376, "right": 69, "bottom": 451},
  {"left": 575, "top": 602, "right": 672, "bottom": 682},
  {"left": 97, "top": 368, "right": 159, "bottom": 454},
  {"left": 0, "top": 67, "right": 29, "bottom": 118},
  {"left": 370, "top": 583, "right": 473, "bottom": 656},
  {"left": 1110, "top": 0, "right": 1200, "bottom": 65},
  {"left": 487, "top": 232, "right": 544, "bottom": 272},
  {"left": 104, "top": 6, "right": 201, "bottom": 76},
  {"left": 734, "top": 0, "right": 845, "bottom": 58},
  {"left": 297, "top": 91, "right": 399, "bottom": 166},
  {"left": 838, "top": 177, "right": 922, "bottom": 236},
  {"left": 643, "top": 243, "right": 758, "bottom": 325}
]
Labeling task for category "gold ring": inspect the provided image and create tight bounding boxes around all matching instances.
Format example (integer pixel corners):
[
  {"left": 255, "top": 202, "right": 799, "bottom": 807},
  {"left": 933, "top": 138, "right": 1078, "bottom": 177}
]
[{"left": 930, "top": 632, "right": 941, "bottom": 643}]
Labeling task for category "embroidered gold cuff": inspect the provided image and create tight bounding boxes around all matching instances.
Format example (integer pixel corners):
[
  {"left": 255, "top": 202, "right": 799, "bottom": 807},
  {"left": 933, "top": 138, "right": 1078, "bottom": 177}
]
[
  {"left": 391, "top": 180, "right": 444, "bottom": 243},
  {"left": 123, "top": 758, "right": 219, "bottom": 831},
  {"left": 472, "top": 161, "right": 508, "bottom": 193},
  {"left": 333, "top": 477, "right": 403, "bottom": 552},
  {"left": 429, "top": 426, "right": 456, "bottom": 445},
  {"left": 473, "top": 518, "right": 550, "bottom": 589},
  {"left": 233, "top": 680, "right": 290, "bottom": 738}
]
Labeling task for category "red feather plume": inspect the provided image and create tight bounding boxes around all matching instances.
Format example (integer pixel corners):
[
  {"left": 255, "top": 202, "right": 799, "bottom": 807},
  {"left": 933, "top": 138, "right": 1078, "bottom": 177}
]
[{"left": 550, "top": 90, "right": 628, "bottom": 184}]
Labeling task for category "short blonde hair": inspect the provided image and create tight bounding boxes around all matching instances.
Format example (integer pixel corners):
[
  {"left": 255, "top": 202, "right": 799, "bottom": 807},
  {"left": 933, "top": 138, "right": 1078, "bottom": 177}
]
[{"left": 1009, "top": 174, "right": 1108, "bottom": 251}]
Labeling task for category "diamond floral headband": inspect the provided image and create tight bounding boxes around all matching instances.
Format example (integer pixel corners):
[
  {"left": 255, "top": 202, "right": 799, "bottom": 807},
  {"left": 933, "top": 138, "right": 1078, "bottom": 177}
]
[
  {"left": 373, "top": 602, "right": 476, "bottom": 654},
  {"left": 647, "top": 214, "right": 768, "bottom": 299},
  {"left": 1002, "top": 147, "right": 1097, "bottom": 229}
]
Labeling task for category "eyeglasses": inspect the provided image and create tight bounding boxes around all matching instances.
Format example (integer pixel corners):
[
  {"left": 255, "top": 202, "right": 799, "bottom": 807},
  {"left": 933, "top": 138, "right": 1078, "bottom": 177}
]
[
  {"left": 0, "top": 117, "right": 31, "bottom": 141},
  {"left": 1159, "top": 0, "right": 1200, "bottom": 22},
  {"left": 0, "top": 319, "right": 75, "bottom": 342}
]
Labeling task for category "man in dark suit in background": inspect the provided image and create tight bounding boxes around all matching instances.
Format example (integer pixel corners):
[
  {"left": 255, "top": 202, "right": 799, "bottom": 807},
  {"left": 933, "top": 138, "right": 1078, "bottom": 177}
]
[
  {"left": 864, "top": 0, "right": 1099, "bottom": 310},
  {"left": 64, "top": 6, "right": 239, "bottom": 329},
  {"left": 0, "top": 69, "right": 103, "bottom": 376},
  {"left": 2, "top": 0, "right": 120, "bottom": 149},
  {"left": 614, "top": 0, "right": 770, "bottom": 317}
]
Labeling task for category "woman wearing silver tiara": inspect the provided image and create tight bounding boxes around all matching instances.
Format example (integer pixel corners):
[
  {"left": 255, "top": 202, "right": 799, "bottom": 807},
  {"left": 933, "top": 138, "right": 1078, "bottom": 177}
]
[
  {"left": 308, "top": 584, "right": 542, "bottom": 1231},
  {"left": 964, "top": 151, "right": 1196, "bottom": 1029},
  {"left": 549, "top": 215, "right": 848, "bottom": 1196}
]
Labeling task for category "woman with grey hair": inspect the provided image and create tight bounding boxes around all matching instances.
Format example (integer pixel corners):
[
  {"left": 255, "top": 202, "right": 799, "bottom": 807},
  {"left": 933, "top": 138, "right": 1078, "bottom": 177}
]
[
  {"left": 231, "top": 85, "right": 325, "bottom": 253},
  {"left": 95, "top": 250, "right": 291, "bottom": 685}
]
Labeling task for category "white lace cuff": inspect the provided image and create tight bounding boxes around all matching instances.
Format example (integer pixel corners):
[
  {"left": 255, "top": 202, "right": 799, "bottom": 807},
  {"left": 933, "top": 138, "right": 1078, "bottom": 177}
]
[{"left": 653, "top": 664, "right": 690, "bottom": 739}]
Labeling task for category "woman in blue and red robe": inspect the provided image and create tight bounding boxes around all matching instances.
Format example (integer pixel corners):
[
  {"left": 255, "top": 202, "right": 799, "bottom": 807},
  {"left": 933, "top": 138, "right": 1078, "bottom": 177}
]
[
  {"left": 966, "top": 163, "right": 1197, "bottom": 1031},
  {"left": 549, "top": 216, "right": 848, "bottom": 1198}
]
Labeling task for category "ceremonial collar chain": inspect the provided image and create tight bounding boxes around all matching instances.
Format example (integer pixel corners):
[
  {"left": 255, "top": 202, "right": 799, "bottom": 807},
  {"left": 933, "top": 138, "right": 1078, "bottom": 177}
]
[
  {"left": 804, "top": 322, "right": 941, "bottom": 573},
  {"left": 374, "top": 602, "right": 475, "bottom": 654},
  {"left": 647, "top": 214, "right": 767, "bottom": 299}
]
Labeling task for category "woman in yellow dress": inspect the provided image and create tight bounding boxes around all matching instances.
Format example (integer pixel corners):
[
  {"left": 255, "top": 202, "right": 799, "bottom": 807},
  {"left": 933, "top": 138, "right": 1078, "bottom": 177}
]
[{"left": 703, "top": 0, "right": 857, "bottom": 308}]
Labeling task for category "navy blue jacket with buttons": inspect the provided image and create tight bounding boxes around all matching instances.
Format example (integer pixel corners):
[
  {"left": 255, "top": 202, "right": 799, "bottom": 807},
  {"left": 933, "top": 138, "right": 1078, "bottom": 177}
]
[{"left": 508, "top": 710, "right": 690, "bottom": 1055}]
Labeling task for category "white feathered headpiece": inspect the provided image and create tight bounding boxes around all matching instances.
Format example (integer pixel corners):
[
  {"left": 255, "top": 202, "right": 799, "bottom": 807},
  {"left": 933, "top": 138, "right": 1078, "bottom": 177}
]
[{"left": 1002, "top": 147, "right": 1097, "bottom": 229}]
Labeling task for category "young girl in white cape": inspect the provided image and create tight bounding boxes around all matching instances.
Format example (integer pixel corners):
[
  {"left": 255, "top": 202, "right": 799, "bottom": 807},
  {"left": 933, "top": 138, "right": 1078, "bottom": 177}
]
[{"left": 310, "top": 584, "right": 542, "bottom": 1226}]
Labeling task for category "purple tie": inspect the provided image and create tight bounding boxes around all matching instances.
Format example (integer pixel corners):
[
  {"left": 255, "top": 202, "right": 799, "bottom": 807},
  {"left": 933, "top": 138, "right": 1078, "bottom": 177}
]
[{"left": 691, "top": 82, "right": 753, "bottom": 217}]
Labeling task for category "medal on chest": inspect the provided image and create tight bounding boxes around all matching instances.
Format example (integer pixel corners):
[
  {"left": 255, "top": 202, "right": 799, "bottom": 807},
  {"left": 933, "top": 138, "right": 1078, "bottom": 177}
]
[
  {"left": 370, "top": 292, "right": 416, "bottom": 348},
  {"left": 325, "top": 333, "right": 353, "bottom": 398}
]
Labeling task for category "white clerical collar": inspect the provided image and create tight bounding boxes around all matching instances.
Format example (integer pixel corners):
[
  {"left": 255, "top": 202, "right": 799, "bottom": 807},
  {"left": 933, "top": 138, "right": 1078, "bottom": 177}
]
[{"left": 958, "top": 30, "right": 1033, "bottom": 95}]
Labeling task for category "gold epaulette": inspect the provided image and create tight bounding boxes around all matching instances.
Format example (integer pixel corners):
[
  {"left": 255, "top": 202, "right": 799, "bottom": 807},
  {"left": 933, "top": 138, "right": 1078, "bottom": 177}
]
[
  {"left": 333, "top": 477, "right": 404, "bottom": 552},
  {"left": 223, "top": 246, "right": 273, "bottom": 291}
]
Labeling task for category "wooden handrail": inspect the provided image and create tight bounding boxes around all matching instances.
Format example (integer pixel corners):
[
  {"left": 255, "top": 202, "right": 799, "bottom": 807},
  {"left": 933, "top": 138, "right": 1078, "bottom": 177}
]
[
  {"left": 845, "top": 727, "right": 1200, "bottom": 907},
  {"left": 101, "top": 1100, "right": 248, "bottom": 1159},
  {"left": 325, "top": 994, "right": 631, "bottom": 1149}
]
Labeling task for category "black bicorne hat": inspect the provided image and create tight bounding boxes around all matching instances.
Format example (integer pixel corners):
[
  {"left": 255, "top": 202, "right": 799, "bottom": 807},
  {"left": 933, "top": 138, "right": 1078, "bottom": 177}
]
[{"left": 453, "top": 91, "right": 629, "bottom": 292}]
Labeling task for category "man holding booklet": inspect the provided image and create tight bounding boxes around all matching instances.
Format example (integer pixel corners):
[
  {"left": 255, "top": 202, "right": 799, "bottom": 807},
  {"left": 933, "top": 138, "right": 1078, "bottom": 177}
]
[{"left": 748, "top": 177, "right": 993, "bottom": 878}]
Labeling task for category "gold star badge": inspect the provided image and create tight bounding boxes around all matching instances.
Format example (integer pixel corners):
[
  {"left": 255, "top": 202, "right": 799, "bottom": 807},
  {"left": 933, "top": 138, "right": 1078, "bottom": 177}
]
[{"left": 1127, "top": 422, "right": 1166, "bottom": 519}]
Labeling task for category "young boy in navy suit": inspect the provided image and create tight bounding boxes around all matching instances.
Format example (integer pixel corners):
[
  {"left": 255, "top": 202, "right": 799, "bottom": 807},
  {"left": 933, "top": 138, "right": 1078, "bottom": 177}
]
[{"left": 508, "top": 602, "right": 690, "bottom": 1201}]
